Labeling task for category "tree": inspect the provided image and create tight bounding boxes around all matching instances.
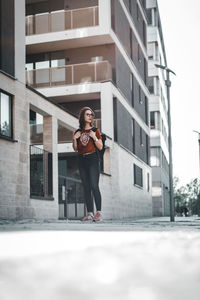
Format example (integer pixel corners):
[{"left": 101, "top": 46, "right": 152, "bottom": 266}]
[
  {"left": 187, "top": 178, "right": 200, "bottom": 216},
  {"left": 173, "top": 177, "right": 200, "bottom": 216},
  {"left": 173, "top": 177, "right": 189, "bottom": 216}
]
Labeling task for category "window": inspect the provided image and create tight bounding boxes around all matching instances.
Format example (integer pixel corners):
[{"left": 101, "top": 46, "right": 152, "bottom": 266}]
[
  {"left": 139, "top": 86, "right": 143, "bottom": 104},
  {"left": 132, "top": 119, "right": 135, "bottom": 154},
  {"left": 140, "top": 127, "right": 143, "bottom": 146},
  {"left": 146, "top": 134, "right": 150, "bottom": 165},
  {"left": 130, "top": 73, "right": 134, "bottom": 107},
  {"left": 143, "top": 20, "right": 146, "bottom": 46},
  {"left": 147, "top": 173, "right": 150, "bottom": 192},
  {"left": 134, "top": 164, "right": 143, "bottom": 187},
  {"left": 130, "top": 27, "right": 133, "bottom": 60},
  {"left": 35, "top": 61, "right": 50, "bottom": 69},
  {"left": 137, "top": 4, "right": 141, "bottom": 22},
  {"left": 150, "top": 111, "right": 155, "bottom": 129},
  {"left": 0, "top": 91, "right": 12, "bottom": 138},
  {"left": 138, "top": 44, "right": 141, "bottom": 63},
  {"left": 145, "top": 97, "right": 148, "bottom": 125},
  {"left": 146, "top": 9, "right": 152, "bottom": 25},
  {"left": 148, "top": 76, "right": 154, "bottom": 94},
  {"left": 150, "top": 147, "right": 161, "bottom": 167},
  {"left": 51, "top": 58, "right": 65, "bottom": 67}
]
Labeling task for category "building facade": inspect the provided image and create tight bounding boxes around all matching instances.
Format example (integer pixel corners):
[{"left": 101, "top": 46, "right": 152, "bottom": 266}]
[
  {"left": 146, "top": 0, "right": 170, "bottom": 216},
  {"left": 0, "top": 0, "right": 152, "bottom": 220}
]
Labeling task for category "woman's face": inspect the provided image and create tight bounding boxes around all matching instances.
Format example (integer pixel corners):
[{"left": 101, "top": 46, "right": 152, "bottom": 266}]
[{"left": 84, "top": 109, "right": 94, "bottom": 123}]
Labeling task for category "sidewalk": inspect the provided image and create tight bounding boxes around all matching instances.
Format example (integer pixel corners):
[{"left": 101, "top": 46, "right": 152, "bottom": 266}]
[
  {"left": 0, "top": 216, "right": 200, "bottom": 300},
  {"left": 0, "top": 215, "right": 200, "bottom": 231}
]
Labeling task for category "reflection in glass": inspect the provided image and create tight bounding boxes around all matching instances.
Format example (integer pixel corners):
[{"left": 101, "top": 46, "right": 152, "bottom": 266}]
[
  {"left": 36, "top": 61, "right": 50, "bottom": 69},
  {"left": 0, "top": 92, "right": 11, "bottom": 137}
]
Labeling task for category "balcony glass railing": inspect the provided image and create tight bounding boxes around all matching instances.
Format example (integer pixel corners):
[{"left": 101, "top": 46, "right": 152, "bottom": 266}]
[
  {"left": 26, "top": 61, "right": 112, "bottom": 88},
  {"left": 26, "top": 6, "right": 99, "bottom": 35}
]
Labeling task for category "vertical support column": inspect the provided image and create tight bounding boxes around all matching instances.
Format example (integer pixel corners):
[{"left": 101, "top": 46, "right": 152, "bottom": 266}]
[
  {"left": 15, "top": 0, "right": 25, "bottom": 83},
  {"left": 99, "top": 0, "right": 111, "bottom": 32},
  {"left": 43, "top": 116, "right": 58, "bottom": 204},
  {"left": 100, "top": 82, "right": 113, "bottom": 139}
]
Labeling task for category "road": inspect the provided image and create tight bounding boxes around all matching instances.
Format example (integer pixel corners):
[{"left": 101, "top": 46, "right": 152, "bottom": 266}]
[{"left": 0, "top": 216, "right": 200, "bottom": 300}]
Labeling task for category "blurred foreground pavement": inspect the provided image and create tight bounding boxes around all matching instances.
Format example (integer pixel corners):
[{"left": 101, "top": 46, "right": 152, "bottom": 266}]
[{"left": 0, "top": 216, "right": 200, "bottom": 300}]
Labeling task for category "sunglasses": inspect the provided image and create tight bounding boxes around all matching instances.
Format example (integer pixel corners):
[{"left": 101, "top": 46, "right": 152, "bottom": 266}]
[{"left": 86, "top": 113, "right": 94, "bottom": 117}]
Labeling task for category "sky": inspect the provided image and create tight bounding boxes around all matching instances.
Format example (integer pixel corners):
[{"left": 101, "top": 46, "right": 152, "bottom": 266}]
[{"left": 157, "top": 0, "right": 200, "bottom": 187}]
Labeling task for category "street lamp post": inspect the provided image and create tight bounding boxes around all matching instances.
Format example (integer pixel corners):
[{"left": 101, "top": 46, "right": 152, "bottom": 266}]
[
  {"left": 155, "top": 64, "right": 176, "bottom": 222},
  {"left": 193, "top": 130, "right": 200, "bottom": 178}
]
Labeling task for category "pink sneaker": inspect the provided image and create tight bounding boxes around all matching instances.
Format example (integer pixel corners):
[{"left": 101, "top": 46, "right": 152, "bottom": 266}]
[
  {"left": 82, "top": 212, "right": 94, "bottom": 221},
  {"left": 93, "top": 211, "right": 102, "bottom": 222}
]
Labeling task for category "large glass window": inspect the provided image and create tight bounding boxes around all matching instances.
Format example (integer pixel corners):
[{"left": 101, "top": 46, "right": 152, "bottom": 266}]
[
  {"left": 0, "top": 91, "right": 12, "bottom": 138},
  {"left": 51, "top": 59, "right": 66, "bottom": 67},
  {"left": 150, "top": 111, "right": 155, "bottom": 129},
  {"left": 134, "top": 164, "right": 143, "bottom": 187},
  {"left": 150, "top": 147, "right": 161, "bottom": 167},
  {"left": 148, "top": 76, "right": 154, "bottom": 94},
  {"left": 35, "top": 61, "right": 50, "bottom": 69}
]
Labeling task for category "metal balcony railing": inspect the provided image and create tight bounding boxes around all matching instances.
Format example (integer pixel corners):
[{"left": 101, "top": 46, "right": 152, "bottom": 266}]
[
  {"left": 26, "top": 6, "right": 99, "bottom": 35},
  {"left": 26, "top": 61, "right": 112, "bottom": 88}
]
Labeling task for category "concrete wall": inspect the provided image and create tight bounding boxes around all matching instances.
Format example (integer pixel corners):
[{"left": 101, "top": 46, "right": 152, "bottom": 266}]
[
  {"left": 0, "top": 73, "right": 33, "bottom": 219},
  {"left": 0, "top": 72, "right": 78, "bottom": 220},
  {"left": 101, "top": 142, "right": 152, "bottom": 219}
]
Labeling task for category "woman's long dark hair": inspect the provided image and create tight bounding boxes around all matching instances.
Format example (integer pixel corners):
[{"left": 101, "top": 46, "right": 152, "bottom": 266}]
[{"left": 78, "top": 107, "right": 95, "bottom": 129}]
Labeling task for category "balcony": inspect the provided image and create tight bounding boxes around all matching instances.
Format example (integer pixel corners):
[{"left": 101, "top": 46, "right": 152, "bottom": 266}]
[
  {"left": 26, "top": 6, "right": 99, "bottom": 36},
  {"left": 26, "top": 61, "right": 112, "bottom": 88}
]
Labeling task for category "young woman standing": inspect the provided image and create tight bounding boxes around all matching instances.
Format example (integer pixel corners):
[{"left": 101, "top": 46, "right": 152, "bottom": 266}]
[{"left": 73, "top": 107, "right": 103, "bottom": 222}]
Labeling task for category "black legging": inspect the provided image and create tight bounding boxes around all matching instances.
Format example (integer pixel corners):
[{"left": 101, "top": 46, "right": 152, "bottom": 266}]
[{"left": 78, "top": 152, "right": 102, "bottom": 212}]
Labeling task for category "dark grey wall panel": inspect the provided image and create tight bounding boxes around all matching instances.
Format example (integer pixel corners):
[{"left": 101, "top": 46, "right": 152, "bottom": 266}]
[
  {"left": 123, "top": 0, "right": 130, "bottom": 11},
  {"left": 130, "top": 0, "right": 137, "bottom": 24},
  {"left": 114, "top": 98, "right": 149, "bottom": 165},
  {"left": 111, "top": 0, "right": 131, "bottom": 57},
  {"left": 134, "top": 84, "right": 147, "bottom": 124},
  {"left": 113, "top": 98, "right": 133, "bottom": 153},
  {"left": 0, "top": 0, "right": 15, "bottom": 76},
  {"left": 131, "top": 30, "right": 138, "bottom": 67},
  {"left": 114, "top": 48, "right": 149, "bottom": 125},
  {"left": 134, "top": 120, "right": 148, "bottom": 164},
  {"left": 130, "top": 0, "right": 147, "bottom": 48},
  {"left": 111, "top": 1, "right": 148, "bottom": 86},
  {"left": 115, "top": 47, "right": 132, "bottom": 105}
]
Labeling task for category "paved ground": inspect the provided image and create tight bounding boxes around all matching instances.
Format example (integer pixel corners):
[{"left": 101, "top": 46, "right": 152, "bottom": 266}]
[{"left": 0, "top": 216, "right": 200, "bottom": 300}]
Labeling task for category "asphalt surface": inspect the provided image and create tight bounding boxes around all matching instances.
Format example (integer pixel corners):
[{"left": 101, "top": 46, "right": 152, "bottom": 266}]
[{"left": 0, "top": 216, "right": 200, "bottom": 300}]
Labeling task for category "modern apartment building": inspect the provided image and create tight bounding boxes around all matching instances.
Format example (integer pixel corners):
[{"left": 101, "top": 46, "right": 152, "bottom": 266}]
[
  {"left": 0, "top": 0, "right": 78, "bottom": 220},
  {"left": 0, "top": 0, "right": 152, "bottom": 220},
  {"left": 146, "top": 0, "right": 170, "bottom": 216}
]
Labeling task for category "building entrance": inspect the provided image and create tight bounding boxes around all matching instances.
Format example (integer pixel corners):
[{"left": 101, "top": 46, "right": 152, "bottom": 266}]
[{"left": 58, "top": 154, "right": 85, "bottom": 219}]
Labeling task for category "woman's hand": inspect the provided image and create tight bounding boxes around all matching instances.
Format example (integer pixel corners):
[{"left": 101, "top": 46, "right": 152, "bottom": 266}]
[
  {"left": 90, "top": 130, "right": 103, "bottom": 150},
  {"left": 73, "top": 131, "right": 81, "bottom": 140},
  {"left": 89, "top": 130, "right": 96, "bottom": 141}
]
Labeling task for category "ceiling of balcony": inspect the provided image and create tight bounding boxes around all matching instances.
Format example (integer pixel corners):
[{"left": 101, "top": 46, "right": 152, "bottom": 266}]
[
  {"left": 51, "top": 92, "right": 100, "bottom": 103},
  {"left": 26, "top": 0, "right": 47, "bottom": 4},
  {"left": 26, "top": 34, "right": 113, "bottom": 54}
]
